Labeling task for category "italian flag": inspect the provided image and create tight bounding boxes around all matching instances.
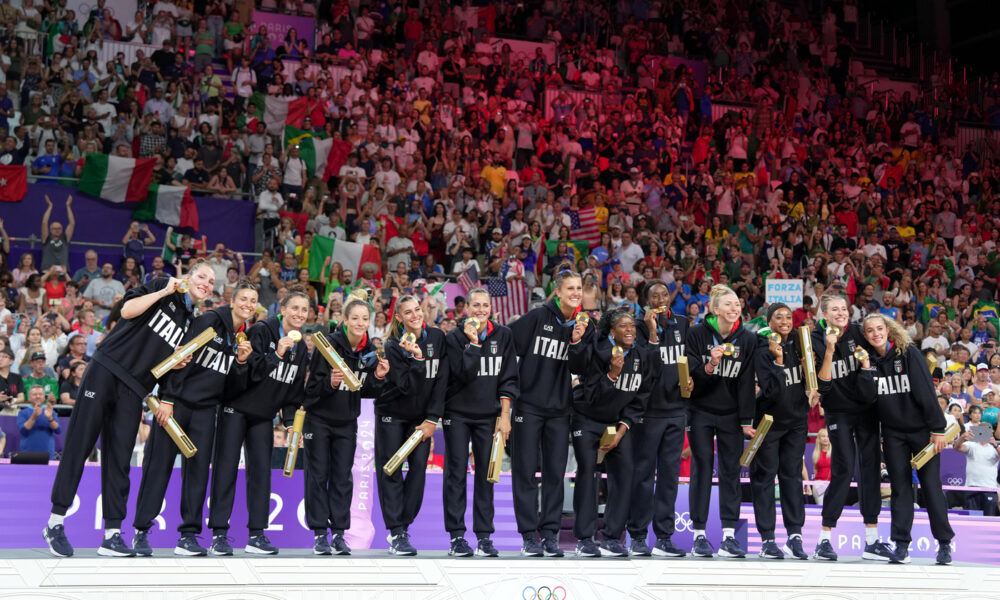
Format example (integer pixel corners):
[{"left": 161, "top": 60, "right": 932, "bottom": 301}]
[
  {"left": 308, "top": 236, "right": 382, "bottom": 301},
  {"left": 249, "top": 94, "right": 312, "bottom": 135},
  {"left": 285, "top": 126, "right": 335, "bottom": 180},
  {"left": 132, "top": 184, "right": 200, "bottom": 230},
  {"left": 77, "top": 154, "right": 156, "bottom": 203}
]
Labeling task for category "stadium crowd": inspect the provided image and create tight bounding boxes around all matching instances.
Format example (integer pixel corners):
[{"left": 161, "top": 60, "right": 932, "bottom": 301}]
[{"left": 0, "top": 0, "right": 999, "bottom": 513}]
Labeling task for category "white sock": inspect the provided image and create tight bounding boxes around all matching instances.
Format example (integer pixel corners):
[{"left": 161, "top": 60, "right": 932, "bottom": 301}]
[
  {"left": 105, "top": 528, "right": 120, "bottom": 540},
  {"left": 865, "top": 529, "right": 878, "bottom": 545},
  {"left": 788, "top": 533, "right": 802, "bottom": 541},
  {"left": 722, "top": 528, "right": 735, "bottom": 539},
  {"left": 693, "top": 529, "right": 706, "bottom": 539},
  {"left": 48, "top": 514, "right": 64, "bottom": 529},
  {"left": 819, "top": 530, "right": 831, "bottom": 542}
]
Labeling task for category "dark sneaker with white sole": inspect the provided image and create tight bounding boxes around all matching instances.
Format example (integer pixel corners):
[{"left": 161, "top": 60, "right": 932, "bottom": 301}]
[
  {"left": 784, "top": 536, "right": 809, "bottom": 560},
  {"left": 652, "top": 538, "right": 687, "bottom": 558},
  {"left": 43, "top": 525, "right": 74, "bottom": 558},
  {"left": 246, "top": 534, "right": 278, "bottom": 555},
  {"left": 132, "top": 530, "right": 153, "bottom": 557},
  {"left": 863, "top": 540, "right": 895, "bottom": 561},
  {"left": 936, "top": 542, "right": 952, "bottom": 565},
  {"left": 174, "top": 535, "right": 207, "bottom": 557},
  {"left": 888, "top": 545, "right": 911, "bottom": 564},
  {"left": 209, "top": 535, "right": 233, "bottom": 556},
  {"left": 542, "top": 536, "right": 564, "bottom": 557},
  {"left": 387, "top": 532, "right": 417, "bottom": 556},
  {"left": 331, "top": 533, "right": 351, "bottom": 555},
  {"left": 599, "top": 539, "right": 628, "bottom": 557},
  {"left": 98, "top": 533, "right": 136, "bottom": 557},
  {"left": 575, "top": 538, "right": 600, "bottom": 558},
  {"left": 449, "top": 537, "right": 474, "bottom": 557},
  {"left": 475, "top": 538, "right": 499, "bottom": 557},
  {"left": 691, "top": 535, "right": 714, "bottom": 558},
  {"left": 313, "top": 534, "right": 332, "bottom": 555},
  {"left": 718, "top": 536, "right": 745, "bottom": 559},
  {"left": 813, "top": 539, "right": 838, "bottom": 561},
  {"left": 521, "top": 536, "right": 543, "bottom": 557},
  {"left": 628, "top": 538, "right": 651, "bottom": 557},
  {"left": 759, "top": 540, "right": 784, "bottom": 559}
]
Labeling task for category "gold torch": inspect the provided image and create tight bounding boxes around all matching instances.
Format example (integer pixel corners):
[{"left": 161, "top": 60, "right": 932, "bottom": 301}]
[
  {"left": 910, "top": 422, "right": 961, "bottom": 469},
  {"left": 151, "top": 327, "right": 217, "bottom": 379},
  {"left": 145, "top": 395, "right": 197, "bottom": 458},
  {"left": 383, "top": 428, "right": 427, "bottom": 476},
  {"left": 283, "top": 407, "right": 306, "bottom": 477},
  {"left": 311, "top": 332, "right": 362, "bottom": 391},
  {"left": 798, "top": 326, "right": 818, "bottom": 392},
  {"left": 739, "top": 414, "right": 774, "bottom": 467},
  {"left": 487, "top": 417, "right": 504, "bottom": 484}
]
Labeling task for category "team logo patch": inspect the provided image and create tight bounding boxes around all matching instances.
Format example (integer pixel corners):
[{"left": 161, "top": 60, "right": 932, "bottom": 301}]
[
  {"left": 572, "top": 430, "right": 582, "bottom": 437},
  {"left": 732, "top": 346, "right": 740, "bottom": 358},
  {"left": 442, "top": 419, "right": 451, "bottom": 426},
  {"left": 633, "top": 358, "right": 640, "bottom": 372},
  {"left": 168, "top": 302, "right": 176, "bottom": 312},
  {"left": 427, "top": 346, "right": 434, "bottom": 358},
  {"left": 490, "top": 340, "right": 498, "bottom": 354},
  {"left": 848, "top": 340, "right": 856, "bottom": 351},
  {"left": 213, "top": 336, "right": 223, "bottom": 344},
  {"left": 674, "top": 331, "right": 681, "bottom": 343},
  {"left": 894, "top": 359, "right": 902, "bottom": 373},
  {"left": 381, "top": 416, "right": 392, "bottom": 423},
  {"left": 543, "top": 325, "right": 554, "bottom": 332},
  {"left": 303, "top": 433, "right": 313, "bottom": 440}
]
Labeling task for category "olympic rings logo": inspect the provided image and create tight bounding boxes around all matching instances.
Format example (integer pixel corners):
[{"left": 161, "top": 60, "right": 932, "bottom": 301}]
[
  {"left": 946, "top": 477, "right": 964, "bottom": 486},
  {"left": 523, "top": 585, "right": 567, "bottom": 600},
  {"left": 674, "top": 511, "right": 694, "bottom": 533}
]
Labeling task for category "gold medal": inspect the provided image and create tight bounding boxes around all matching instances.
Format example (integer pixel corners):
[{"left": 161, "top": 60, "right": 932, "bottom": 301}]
[
  {"left": 853, "top": 347, "right": 869, "bottom": 362},
  {"left": 177, "top": 280, "right": 189, "bottom": 294},
  {"left": 722, "top": 343, "right": 736, "bottom": 356},
  {"left": 376, "top": 347, "right": 386, "bottom": 362},
  {"left": 576, "top": 313, "right": 590, "bottom": 327},
  {"left": 825, "top": 325, "right": 841, "bottom": 338},
  {"left": 235, "top": 332, "right": 247, "bottom": 345},
  {"left": 467, "top": 317, "right": 481, "bottom": 331},
  {"left": 769, "top": 333, "right": 781, "bottom": 344},
  {"left": 402, "top": 331, "right": 417, "bottom": 344},
  {"left": 612, "top": 345, "right": 624, "bottom": 357},
  {"left": 289, "top": 330, "right": 302, "bottom": 343}
]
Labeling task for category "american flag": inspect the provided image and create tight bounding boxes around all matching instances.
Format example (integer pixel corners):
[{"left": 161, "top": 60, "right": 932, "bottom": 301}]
[
  {"left": 565, "top": 207, "right": 601, "bottom": 246},
  {"left": 457, "top": 262, "right": 479, "bottom": 292},
  {"left": 488, "top": 275, "right": 527, "bottom": 325}
]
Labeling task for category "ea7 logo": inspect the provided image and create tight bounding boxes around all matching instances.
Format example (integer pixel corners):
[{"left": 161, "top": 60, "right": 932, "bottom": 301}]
[
  {"left": 572, "top": 430, "right": 583, "bottom": 437},
  {"left": 543, "top": 325, "right": 554, "bottom": 332},
  {"left": 303, "top": 433, "right": 313, "bottom": 440},
  {"left": 84, "top": 390, "right": 96, "bottom": 398},
  {"left": 168, "top": 302, "right": 176, "bottom": 312},
  {"left": 269, "top": 342, "right": 276, "bottom": 350},
  {"left": 223, "top": 407, "right": 234, "bottom": 414},
  {"left": 213, "top": 336, "right": 223, "bottom": 344},
  {"left": 514, "top": 416, "right": 524, "bottom": 423},
  {"left": 442, "top": 419, "right": 452, "bottom": 426},
  {"left": 381, "top": 416, "right": 393, "bottom": 423}
]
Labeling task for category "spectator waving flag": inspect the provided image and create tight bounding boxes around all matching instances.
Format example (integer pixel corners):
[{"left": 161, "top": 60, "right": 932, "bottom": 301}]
[
  {"left": 565, "top": 206, "right": 601, "bottom": 246},
  {"left": 458, "top": 262, "right": 479, "bottom": 293},
  {"left": 132, "top": 184, "right": 200, "bottom": 230},
  {"left": 488, "top": 272, "right": 527, "bottom": 325}
]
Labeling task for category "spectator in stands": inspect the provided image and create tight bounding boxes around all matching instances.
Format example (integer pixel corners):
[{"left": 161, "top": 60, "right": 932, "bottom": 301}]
[
  {"left": 59, "top": 360, "right": 86, "bottom": 407},
  {"left": 17, "top": 384, "right": 60, "bottom": 459},
  {"left": 122, "top": 222, "right": 156, "bottom": 265},
  {"left": 56, "top": 333, "right": 89, "bottom": 382},
  {"left": 82, "top": 262, "right": 125, "bottom": 320},
  {"left": 954, "top": 421, "right": 1000, "bottom": 516},
  {"left": 40, "top": 195, "right": 75, "bottom": 271},
  {"left": 0, "top": 347, "right": 23, "bottom": 415},
  {"left": 21, "top": 351, "right": 57, "bottom": 403}
]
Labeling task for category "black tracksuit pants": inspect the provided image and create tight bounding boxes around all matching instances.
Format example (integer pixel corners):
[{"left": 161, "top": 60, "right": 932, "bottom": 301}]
[
  {"left": 572, "top": 413, "right": 633, "bottom": 540},
  {"left": 374, "top": 415, "right": 430, "bottom": 535},
  {"left": 303, "top": 417, "right": 358, "bottom": 535},
  {"left": 208, "top": 408, "right": 274, "bottom": 537},
  {"left": 510, "top": 410, "right": 570, "bottom": 538},
  {"left": 442, "top": 415, "right": 496, "bottom": 538},
  {"left": 50, "top": 361, "right": 142, "bottom": 529},
  {"left": 750, "top": 422, "right": 808, "bottom": 539},
  {"left": 628, "top": 414, "right": 686, "bottom": 541},
  {"left": 882, "top": 428, "right": 954, "bottom": 545},
  {"left": 821, "top": 409, "right": 882, "bottom": 528},
  {"left": 688, "top": 408, "right": 742, "bottom": 530},
  {"left": 133, "top": 401, "right": 218, "bottom": 535}
]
